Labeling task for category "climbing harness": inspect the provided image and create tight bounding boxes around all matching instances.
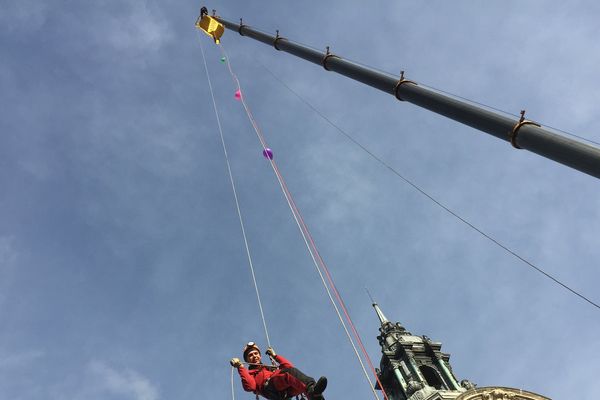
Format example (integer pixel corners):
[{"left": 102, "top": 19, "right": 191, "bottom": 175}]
[{"left": 245, "top": 362, "right": 277, "bottom": 370}]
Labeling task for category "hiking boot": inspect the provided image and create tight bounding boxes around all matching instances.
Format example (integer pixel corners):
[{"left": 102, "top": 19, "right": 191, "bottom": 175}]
[{"left": 311, "top": 377, "right": 327, "bottom": 396}]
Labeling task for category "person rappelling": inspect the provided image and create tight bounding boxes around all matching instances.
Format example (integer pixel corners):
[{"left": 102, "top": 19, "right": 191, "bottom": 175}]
[{"left": 230, "top": 342, "right": 328, "bottom": 400}]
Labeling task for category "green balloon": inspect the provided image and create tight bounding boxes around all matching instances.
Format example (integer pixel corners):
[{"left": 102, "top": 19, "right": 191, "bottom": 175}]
[{"left": 220, "top": 57, "right": 226, "bottom": 63}]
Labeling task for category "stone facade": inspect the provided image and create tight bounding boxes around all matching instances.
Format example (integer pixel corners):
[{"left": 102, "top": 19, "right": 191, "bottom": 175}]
[{"left": 456, "top": 387, "right": 550, "bottom": 400}]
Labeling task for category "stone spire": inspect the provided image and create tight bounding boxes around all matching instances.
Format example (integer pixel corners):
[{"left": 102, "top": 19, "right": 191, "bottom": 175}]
[
  {"left": 372, "top": 302, "right": 464, "bottom": 400},
  {"left": 370, "top": 302, "right": 549, "bottom": 400},
  {"left": 373, "top": 301, "right": 390, "bottom": 325}
]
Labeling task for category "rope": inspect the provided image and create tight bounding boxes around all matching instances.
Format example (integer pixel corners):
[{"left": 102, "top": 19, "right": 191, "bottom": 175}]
[
  {"left": 258, "top": 61, "right": 600, "bottom": 311},
  {"left": 198, "top": 37, "right": 273, "bottom": 347},
  {"left": 231, "top": 367, "right": 236, "bottom": 400},
  {"left": 218, "top": 44, "right": 388, "bottom": 400}
]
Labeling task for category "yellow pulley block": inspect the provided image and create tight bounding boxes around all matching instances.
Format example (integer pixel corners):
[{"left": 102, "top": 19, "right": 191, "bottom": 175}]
[{"left": 196, "top": 15, "right": 224, "bottom": 44}]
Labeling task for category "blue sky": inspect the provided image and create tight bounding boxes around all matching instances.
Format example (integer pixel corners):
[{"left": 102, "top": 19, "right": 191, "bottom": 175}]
[{"left": 1, "top": 1, "right": 599, "bottom": 399}]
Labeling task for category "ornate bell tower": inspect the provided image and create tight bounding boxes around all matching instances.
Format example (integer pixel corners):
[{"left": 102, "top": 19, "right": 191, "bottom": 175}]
[{"left": 371, "top": 302, "right": 550, "bottom": 400}]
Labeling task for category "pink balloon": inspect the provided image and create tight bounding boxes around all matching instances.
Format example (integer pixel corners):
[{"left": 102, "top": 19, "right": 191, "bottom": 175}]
[{"left": 234, "top": 90, "right": 241, "bottom": 100}]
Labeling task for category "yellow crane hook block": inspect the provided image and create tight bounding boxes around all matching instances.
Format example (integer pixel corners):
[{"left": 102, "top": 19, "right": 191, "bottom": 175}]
[{"left": 196, "top": 14, "right": 224, "bottom": 44}]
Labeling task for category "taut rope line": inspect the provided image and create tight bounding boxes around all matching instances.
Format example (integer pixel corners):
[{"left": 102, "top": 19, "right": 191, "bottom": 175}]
[{"left": 199, "top": 37, "right": 272, "bottom": 348}]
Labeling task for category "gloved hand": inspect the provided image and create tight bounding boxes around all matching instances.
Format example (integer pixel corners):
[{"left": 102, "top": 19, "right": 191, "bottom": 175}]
[
  {"left": 230, "top": 358, "right": 242, "bottom": 368},
  {"left": 265, "top": 347, "right": 276, "bottom": 357}
]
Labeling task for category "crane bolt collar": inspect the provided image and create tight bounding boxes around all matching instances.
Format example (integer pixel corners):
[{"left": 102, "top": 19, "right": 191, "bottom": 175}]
[
  {"left": 322, "top": 46, "right": 340, "bottom": 71},
  {"left": 509, "top": 110, "right": 540, "bottom": 149},
  {"left": 393, "top": 71, "right": 418, "bottom": 101},
  {"left": 273, "top": 30, "right": 287, "bottom": 51},
  {"left": 238, "top": 18, "right": 246, "bottom": 36}
]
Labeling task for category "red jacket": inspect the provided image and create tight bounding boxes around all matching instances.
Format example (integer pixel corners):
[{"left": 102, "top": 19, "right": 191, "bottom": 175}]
[{"left": 238, "top": 354, "right": 294, "bottom": 394}]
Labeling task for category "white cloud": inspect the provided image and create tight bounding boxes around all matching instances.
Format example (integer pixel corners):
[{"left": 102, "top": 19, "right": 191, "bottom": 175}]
[
  {"left": 0, "top": 236, "right": 18, "bottom": 310},
  {"left": 88, "top": 361, "right": 159, "bottom": 400},
  {"left": 0, "top": 0, "right": 48, "bottom": 32},
  {"left": 102, "top": 1, "right": 172, "bottom": 53},
  {"left": 0, "top": 236, "right": 17, "bottom": 267},
  {"left": 0, "top": 350, "right": 44, "bottom": 370}
]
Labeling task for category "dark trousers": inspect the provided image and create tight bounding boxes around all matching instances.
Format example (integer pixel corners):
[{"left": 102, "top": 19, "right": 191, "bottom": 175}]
[{"left": 262, "top": 368, "right": 315, "bottom": 400}]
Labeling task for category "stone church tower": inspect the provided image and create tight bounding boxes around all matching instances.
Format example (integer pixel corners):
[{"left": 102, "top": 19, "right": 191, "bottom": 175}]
[{"left": 371, "top": 302, "right": 550, "bottom": 400}]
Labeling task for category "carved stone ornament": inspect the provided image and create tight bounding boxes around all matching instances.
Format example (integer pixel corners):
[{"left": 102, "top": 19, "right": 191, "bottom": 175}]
[
  {"left": 460, "top": 380, "right": 476, "bottom": 390},
  {"left": 456, "top": 387, "right": 551, "bottom": 400},
  {"left": 407, "top": 380, "right": 426, "bottom": 395}
]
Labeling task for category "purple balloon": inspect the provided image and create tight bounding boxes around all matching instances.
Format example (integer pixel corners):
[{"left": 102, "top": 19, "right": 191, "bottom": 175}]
[{"left": 262, "top": 148, "right": 274, "bottom": 160}]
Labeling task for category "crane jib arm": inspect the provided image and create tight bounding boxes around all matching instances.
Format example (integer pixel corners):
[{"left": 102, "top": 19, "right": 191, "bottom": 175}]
[{"left": 210, "top": 12, "right": 600, "bottom": 179}]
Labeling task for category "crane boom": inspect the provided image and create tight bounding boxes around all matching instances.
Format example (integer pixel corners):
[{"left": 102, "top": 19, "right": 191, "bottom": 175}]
[{"left": 207, "top": 12, "right": 600, "bottom": 179}]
